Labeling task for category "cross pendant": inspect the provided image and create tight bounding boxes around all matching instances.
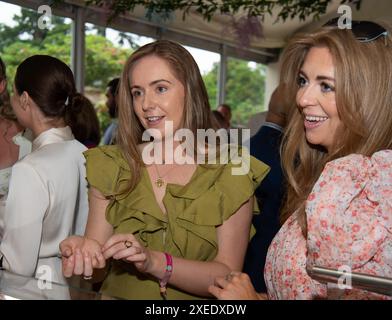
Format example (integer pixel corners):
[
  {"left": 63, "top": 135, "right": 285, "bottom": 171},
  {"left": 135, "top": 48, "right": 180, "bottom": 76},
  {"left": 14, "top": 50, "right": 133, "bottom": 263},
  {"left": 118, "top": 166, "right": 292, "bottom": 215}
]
[{"left": 155, "top": 178, "right": 164, "bottom": 188}]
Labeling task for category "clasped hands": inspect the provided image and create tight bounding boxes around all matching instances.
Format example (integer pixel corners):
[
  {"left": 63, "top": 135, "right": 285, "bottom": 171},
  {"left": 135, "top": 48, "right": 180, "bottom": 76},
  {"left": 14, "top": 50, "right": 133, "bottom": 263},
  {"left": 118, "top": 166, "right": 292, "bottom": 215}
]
[
  {"left": 208, "top": 272, "right": 268, "bottom": 300},
  {"left": 60, "top": 234, "right": 151, "bottom": 280}
]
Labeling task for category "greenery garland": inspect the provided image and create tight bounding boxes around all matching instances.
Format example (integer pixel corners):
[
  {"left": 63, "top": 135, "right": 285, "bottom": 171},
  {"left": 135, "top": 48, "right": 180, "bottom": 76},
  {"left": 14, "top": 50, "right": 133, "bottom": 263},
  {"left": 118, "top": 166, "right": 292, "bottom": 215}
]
[{"left": 77, "top": 0, "right": 362, "bottom": 23}]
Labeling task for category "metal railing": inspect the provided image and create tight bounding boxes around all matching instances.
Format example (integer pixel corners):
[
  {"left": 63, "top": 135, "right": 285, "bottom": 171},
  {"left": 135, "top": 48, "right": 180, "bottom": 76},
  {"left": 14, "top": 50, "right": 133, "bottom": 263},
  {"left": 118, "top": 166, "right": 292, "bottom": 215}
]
[{"left": 307, "top": 265, "right": 392, "bottom": 297}]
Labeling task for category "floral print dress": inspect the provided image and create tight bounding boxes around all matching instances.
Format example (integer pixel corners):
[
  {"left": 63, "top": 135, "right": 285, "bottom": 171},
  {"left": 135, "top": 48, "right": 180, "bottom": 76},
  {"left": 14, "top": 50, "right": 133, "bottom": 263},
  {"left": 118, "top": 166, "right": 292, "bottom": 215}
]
[{"left": 264, "top": 150, "right": 392, "bottom": 299}]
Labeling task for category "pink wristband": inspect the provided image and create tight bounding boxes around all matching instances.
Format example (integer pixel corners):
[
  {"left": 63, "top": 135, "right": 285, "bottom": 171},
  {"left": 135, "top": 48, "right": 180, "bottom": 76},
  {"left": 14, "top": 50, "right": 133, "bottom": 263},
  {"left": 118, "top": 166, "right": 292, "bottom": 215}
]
[{"left": 159, "top": 252, "right": 173, "bottom": 299}]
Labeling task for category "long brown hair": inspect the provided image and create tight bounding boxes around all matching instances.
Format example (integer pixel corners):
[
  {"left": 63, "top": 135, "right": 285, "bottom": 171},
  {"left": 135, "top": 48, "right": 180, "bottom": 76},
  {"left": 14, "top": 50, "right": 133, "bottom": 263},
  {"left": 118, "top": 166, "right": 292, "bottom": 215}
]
[
  {"left": 116, "top": 40, "right": 215, "bottom": 193},
  {"left": 280, "top": 24, "right": 392, "bottom": 236}
]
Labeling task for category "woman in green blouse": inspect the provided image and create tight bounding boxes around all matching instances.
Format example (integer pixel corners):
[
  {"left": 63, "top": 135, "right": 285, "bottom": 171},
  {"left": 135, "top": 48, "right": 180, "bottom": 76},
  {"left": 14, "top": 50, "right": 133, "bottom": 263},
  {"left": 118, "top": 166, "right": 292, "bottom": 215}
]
[{"left": 60, "top": 40, "right": 269, "bottom": 300}]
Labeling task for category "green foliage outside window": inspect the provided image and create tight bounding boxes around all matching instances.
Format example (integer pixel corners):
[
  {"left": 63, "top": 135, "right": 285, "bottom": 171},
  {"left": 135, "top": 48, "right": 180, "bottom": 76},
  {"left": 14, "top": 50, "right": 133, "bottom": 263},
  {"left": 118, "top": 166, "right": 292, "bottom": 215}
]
[
  {"left": 1, "top": 7, "right": 266, "bottom": 131},
  {"left": 0, "top": 8, "right": 131, "bottom": 136},
  {"left": 203, "top": 59, "right": 266, "bottom": 127}
]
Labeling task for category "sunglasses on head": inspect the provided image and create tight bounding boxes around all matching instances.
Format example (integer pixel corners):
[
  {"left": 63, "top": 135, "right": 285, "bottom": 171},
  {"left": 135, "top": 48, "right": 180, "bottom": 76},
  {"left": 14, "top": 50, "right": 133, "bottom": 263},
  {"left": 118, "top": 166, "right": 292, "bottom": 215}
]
[{"left": 323, "top": 18, "right": 388, "bottom": 43}]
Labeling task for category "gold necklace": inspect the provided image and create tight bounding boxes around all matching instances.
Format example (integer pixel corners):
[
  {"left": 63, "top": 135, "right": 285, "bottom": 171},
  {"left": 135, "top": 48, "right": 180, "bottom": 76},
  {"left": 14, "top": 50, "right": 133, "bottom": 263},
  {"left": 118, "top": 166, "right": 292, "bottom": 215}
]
[{"left": 153, "top": 163, "right": 178, "bottom": 188}]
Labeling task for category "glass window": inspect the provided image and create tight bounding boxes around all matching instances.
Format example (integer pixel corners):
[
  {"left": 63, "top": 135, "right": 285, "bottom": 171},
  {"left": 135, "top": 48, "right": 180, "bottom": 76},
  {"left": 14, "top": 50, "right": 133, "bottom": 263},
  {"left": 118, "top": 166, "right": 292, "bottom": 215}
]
[
  {"left": 84, "top": 24, "right": 154, "bottom": 139},
  {"left": 185, "top": 45, "right": 220, "bottom": 110},
  {"left": 225, "top": 57, "right": 266, "bottom": 128},
  {"left": 0, "top": 3, "right": 72, "bottom": 87}
]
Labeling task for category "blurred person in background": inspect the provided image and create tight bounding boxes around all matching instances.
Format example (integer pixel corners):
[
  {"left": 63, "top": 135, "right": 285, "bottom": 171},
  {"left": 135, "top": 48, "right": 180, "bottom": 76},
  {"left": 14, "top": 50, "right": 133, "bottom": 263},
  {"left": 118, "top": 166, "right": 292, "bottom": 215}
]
[
  {"left": 0, "top": 57, "right": 32, "bottom": 240},
  {"left": 67, "top": 94, "right": 101, "bottom": 148},
  {"left": 217, "top": 103, "right": 232, "bottom": 129},
  {"left": 102, "top": 78, "right": 119, "bottom": 145},
  {"left": 243, "top": 83, "right": 290, "bottom": 293}
]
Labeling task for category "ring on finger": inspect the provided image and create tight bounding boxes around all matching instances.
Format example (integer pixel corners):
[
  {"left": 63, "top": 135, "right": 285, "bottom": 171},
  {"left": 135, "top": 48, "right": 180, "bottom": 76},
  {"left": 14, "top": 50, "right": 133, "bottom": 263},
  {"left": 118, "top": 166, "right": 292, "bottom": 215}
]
[
  {"left": 124, "top": 240, "right": 133, "bottom": 249},
  {"left": 83, "top": 275, "right": 93, "bottom": 280},
  {"left": 225, "top": 274, "right": 233, "bottom": 281}
]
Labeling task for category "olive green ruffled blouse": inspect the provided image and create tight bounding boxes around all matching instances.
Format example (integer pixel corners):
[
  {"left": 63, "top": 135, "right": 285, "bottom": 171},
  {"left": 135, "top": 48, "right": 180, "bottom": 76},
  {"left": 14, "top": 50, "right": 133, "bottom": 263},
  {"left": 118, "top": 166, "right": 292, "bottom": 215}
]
[{"left": 84, "top": 145, "right": 269, "bottom": 300}]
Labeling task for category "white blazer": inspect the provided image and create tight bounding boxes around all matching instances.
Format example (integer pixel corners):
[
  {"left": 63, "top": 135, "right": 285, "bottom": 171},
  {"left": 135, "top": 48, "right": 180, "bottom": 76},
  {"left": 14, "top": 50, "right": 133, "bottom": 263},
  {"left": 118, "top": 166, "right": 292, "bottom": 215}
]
[{"left": 0, "top": 126, "right": 88, "bottom": 285}]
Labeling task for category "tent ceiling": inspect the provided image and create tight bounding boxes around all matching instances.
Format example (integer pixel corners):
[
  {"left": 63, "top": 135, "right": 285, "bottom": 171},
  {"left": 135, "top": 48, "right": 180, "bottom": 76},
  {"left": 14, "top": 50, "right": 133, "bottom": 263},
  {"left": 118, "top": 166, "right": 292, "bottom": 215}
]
[{"left": 4, "top": 0, "right": 392, "bottom": 64}]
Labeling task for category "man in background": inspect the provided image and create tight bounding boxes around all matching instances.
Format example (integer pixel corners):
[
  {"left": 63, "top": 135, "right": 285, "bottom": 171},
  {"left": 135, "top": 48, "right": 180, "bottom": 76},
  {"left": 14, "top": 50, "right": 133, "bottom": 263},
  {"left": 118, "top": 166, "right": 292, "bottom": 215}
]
[
  {"left": 243, "top": 83, "right": 291, "bottom": 293},
  {"left": 102, "top": 78, "right": 119, "bottom": 145},
  {"left": 217, "top": 103, "right": 232, "bottom": 129}
]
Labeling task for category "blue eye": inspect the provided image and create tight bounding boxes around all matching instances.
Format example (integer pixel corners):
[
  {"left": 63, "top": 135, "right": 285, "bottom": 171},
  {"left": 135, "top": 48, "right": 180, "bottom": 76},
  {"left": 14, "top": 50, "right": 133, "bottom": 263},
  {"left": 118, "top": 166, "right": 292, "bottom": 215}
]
[
  {"left": 297, "top": 75, "right": 307, "bottom": 87},
  {"left": 320, "top": 82, "right": 335, "bottom": 93}
]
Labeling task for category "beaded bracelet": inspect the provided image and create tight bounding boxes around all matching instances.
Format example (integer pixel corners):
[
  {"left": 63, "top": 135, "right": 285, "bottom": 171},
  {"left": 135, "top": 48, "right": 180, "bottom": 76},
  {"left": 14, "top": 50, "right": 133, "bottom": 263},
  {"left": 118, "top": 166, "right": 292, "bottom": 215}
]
[{"left": 159, "top": 252, "right": 173, "bottom": 299}]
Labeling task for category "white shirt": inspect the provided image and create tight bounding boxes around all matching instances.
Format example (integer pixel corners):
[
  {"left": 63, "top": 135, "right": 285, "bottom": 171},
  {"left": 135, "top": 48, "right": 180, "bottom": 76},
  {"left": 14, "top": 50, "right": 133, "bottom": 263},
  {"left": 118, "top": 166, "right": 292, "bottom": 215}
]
[
  {"left": 0, "top": 126, "right": 88, "bottom": 284},
  {"left": 0, "top": 130, "right": 32, "bottom": 239}
]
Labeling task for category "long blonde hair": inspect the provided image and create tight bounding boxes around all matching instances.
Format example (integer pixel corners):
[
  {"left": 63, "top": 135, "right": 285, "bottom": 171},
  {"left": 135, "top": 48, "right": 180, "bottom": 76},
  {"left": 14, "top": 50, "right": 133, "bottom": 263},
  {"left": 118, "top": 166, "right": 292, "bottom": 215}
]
[
  {"left": 280, "top": 24, "right": 392, "bottom": 235},
  {"left": 116, "top": 40, "right": 215, "bottom": 193}
]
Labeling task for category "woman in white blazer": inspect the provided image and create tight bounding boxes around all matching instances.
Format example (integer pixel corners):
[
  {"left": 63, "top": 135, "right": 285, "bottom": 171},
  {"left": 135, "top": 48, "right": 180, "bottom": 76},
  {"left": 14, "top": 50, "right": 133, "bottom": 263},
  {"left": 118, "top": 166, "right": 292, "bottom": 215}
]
[{"left": 0, "top": 55, "right": 88, "bottom": 285}]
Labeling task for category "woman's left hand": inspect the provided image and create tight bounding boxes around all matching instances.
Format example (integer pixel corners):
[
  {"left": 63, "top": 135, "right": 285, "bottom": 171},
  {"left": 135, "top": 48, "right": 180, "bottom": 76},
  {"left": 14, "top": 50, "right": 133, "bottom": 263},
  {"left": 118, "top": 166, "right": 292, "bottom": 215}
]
[
  {"left": 101, "top": 233, "right": 152, "bottom": 273},
  {"left": 208, "top": 272, "right": 266, "bottom": 300}
]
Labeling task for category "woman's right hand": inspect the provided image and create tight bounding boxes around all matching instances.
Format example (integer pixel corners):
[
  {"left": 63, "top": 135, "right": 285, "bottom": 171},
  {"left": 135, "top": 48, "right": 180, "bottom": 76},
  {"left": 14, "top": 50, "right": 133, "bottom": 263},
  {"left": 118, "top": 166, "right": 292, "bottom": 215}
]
[{"left": 60, "top": 235, "right": 106, "bottom": 278}]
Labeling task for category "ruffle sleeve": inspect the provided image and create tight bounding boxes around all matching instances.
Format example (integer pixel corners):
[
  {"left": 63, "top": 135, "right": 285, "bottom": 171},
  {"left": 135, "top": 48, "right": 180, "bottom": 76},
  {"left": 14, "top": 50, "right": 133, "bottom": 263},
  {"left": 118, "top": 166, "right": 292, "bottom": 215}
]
[
  {"left": 83, "top": 146, "right": 130, "bottom": 197},
  {"left": 165, "top": 155, "right": 270, "bottom": 259},
  {"left": 306, "top": 150, "right": 392, "bottom": 282},
  {"left": 98, "top": 150, "right": 270, "bottom": 261}
]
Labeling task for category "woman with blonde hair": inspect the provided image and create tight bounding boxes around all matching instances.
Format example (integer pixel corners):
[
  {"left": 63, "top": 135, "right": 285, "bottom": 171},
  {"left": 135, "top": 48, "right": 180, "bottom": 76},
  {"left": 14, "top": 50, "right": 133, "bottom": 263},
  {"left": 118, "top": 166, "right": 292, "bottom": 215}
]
[
  {"left": 60, "top": 40, "right": 269, "bottom": 299},
  {"left": 0, "top": 102, "right": 25, "bottom": 197},
  {"left": 0, "top": 58, "right": 32, "bottom": 240},
  {"left": 209, "top": 20, "right": 392, "bottom": 300},
  {"left": 0, "top": 57, "right": 23, "bottom": 183}
]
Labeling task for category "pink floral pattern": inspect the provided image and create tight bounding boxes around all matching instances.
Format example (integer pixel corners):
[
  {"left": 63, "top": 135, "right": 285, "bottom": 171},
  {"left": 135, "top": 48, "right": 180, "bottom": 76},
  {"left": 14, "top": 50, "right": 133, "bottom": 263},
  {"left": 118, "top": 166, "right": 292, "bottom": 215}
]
[{"left": 264, "top": 150, "right": 392, "bottom": 299}]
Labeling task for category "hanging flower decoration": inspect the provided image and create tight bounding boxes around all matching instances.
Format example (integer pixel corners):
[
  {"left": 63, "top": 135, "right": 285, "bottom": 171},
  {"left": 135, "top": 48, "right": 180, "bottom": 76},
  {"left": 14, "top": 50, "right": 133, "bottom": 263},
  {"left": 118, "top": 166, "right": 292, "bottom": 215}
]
[{"left": 230, "top": 15, "right": 264, "bottom": 48}]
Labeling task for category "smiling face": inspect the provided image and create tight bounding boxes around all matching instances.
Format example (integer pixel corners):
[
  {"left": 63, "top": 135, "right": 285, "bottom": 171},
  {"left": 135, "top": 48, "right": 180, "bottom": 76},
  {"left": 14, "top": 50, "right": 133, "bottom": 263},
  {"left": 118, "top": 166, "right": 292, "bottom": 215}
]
[
  {"left": 130, "top": 55, "right": 185, "bottom": 141},
  {"left": 296, "top": 47, "right": 342, "bottom": 151}
]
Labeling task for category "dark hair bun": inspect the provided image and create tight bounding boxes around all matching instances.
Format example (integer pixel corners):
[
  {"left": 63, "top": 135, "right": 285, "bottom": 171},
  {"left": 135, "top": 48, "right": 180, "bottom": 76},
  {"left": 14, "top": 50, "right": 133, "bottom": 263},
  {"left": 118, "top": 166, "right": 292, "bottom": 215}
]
[{"left": 68, "top": 93, "right": 84, "bottom": 114}]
